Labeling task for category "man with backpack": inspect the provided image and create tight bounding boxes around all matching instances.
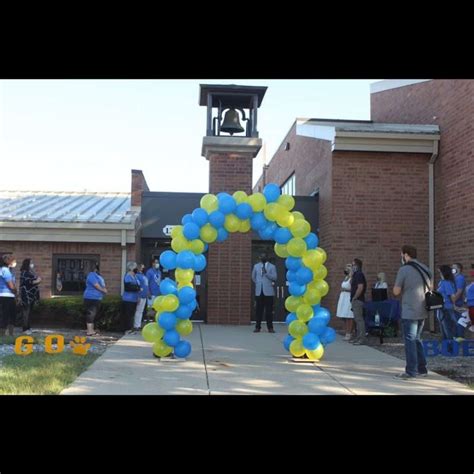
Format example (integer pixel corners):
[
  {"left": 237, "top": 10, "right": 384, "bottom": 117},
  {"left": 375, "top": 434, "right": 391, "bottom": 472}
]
[{"left": 393, "top": 245, "right": 432, "bottom": 380}]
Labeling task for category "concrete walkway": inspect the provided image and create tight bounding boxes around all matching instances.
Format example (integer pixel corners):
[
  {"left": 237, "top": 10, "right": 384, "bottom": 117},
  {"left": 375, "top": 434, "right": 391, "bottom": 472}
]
[{"left": 61, "top": 324, "right": 473, "bottom": 395}]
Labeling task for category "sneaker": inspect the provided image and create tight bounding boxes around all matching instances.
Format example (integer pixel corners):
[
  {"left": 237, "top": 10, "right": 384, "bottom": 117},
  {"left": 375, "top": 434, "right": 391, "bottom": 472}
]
[
  {"left": 125, "top": 330, "right": 134, "bottom": 335},
  {"left": 353, "top": 340, "right": 368, "bottom": 345},
  {"left": 253, "top": 328, "right": 261, "bottom": 333},
  {"left": 343, "top": 334, "right": 351, "bottom": 341},
  {"left": 23, "top": 329, "right": 33, "bottom": 335},
  {"left": 268, "top": 328, "right": 275, "bottom": 333},
  {"left": 418, "top": 372, "right": 428, "bottom": 377},
  {"left": 395, "top": 372, "right": 416, "bottom": 380},
  {"left": 454, "top": 337, "right": 465, "bottom": 343}
]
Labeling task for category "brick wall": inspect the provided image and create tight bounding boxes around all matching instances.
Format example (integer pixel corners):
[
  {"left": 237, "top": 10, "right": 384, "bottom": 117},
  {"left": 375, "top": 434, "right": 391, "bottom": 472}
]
[
  {"left": 207, "top": 153, "right": 254, "bottom": 324},
  {"left": 371, "top": 79, "right": 474, "bottom": 276},
  {"left": 131, "top": 169, "right": 150, "bottom": 207},
  {"left": 0, "top": 241, "right": 135, "bottom": 297}
]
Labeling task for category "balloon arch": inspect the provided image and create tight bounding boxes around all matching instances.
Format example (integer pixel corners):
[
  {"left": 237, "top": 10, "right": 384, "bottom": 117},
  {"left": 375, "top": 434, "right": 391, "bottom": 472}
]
[{"left": 142, "top": 183, "right": 336, "bottom": 360}]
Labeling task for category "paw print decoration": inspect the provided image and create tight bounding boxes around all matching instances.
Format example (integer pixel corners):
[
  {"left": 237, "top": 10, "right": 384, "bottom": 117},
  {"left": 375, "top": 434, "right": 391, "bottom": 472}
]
[{"left": 70, "top": 336, "right": 91, "bottom": 356}]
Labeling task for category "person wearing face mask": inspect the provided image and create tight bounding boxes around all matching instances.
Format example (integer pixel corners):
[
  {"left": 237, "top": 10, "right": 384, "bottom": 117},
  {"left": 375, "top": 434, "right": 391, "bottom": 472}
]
[
  {"left": 349, "top": 258, "right": 367, "bottom": 345},
  {"left": 146, "top": 257, "right": 162, "bottom": 322},
  {"left": 466, "top": 270, "right": 474, "bottom": 330},
  {"left": 133, "top": 263, "right": 149, "bottom": 332},
  {"left": 251, "top": 253, "right": 277, "bottom": 333},
  {"left": 19, "top": 258, "right": 42, "bottom": 335},
  {"left": 122, "top": 261, "right": 141, "bottom": 334},
  {"left": 393, "top": 245, "right": 431, "bottom": 379},
  {"left": 83, "top": 262, "right": 107, "bottom": 336},
  {"left": 0, "top": 254, "right": 19, "bottom": 337},
  {"left": 436, "top": 265, "right": 458, "bottom": 346},
  {"left": 451, "top": 263, "right": 467, "bottom": 339},
  {"left": 336, "top": 264, "right": 354, "bottom": 340}
]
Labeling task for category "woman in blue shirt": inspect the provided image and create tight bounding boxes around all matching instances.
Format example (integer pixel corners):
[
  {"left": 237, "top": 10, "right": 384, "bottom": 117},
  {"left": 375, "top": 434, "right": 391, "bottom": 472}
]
[
  {"left": 0, "top": 254, "right": 18, "bottom": 337},
  {"left": 145, "top": 258, "right": 162, "bottom": 322},
  {"left": 122, "top": 261, "right": 141, "bottom": 334},
  {"left": 133, "top": 264, "right": 149, "bottom": 332},
  {"left": 437, "top": 265, "right": 458, "bottom": 343},
  {"left": 83, "top": 263, "right": 108, "bottom": 336}
]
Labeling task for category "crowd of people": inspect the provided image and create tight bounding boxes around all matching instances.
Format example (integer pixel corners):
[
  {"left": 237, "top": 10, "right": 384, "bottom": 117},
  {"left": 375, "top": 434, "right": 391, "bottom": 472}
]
[{"left": 335, "top": 245, "right": 474, "bottom": 379}]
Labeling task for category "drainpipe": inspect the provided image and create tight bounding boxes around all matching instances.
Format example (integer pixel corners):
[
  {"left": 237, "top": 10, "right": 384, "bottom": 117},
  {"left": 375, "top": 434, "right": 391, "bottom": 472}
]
[
  {"left": 121, "top": 229, "right": 127, "bottom": 295},
  {"left": 428, "top": 140, "right": 439, "bottom": 332}
]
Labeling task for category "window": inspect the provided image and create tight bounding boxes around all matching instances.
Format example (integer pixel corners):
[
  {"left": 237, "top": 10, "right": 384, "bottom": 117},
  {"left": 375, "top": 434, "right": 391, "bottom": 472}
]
[
  {"left": 52, "top": 254, "right": 99, "bottom": 295},
  {"left": 281, "top": 173, "right": 295, "bottom": 196}
]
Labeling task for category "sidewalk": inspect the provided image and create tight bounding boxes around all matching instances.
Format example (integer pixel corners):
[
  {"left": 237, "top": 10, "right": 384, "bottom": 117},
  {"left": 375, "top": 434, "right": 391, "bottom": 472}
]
[{"left": 61, "top": 324, "right": 473, "bottom": 395}]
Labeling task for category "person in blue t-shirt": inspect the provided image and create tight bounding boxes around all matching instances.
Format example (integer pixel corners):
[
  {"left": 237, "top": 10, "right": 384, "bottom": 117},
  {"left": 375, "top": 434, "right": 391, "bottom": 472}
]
[
  {"left": 133, "top": 264, "right": 149, "bottom": 332},
  {"left": 122, "top": 261, "right": 141, "bottom": 334},
  {"left": 83, "top": 263, "right": 108, "bottom": 336},
  {"left": 0, "top": 254, "right": 18, "bottom": 337},
  {"left": 145, "top": 258, "right": 162, "bottom": 322},
  {"left": 452, "top": 263, "right": 467, "bottom": 338},
  {"left": 437, "top": 265, "right": 458, "bottom": 344},
  {"left": 467, "top": 270, "right": 474, "bottom": 330}
]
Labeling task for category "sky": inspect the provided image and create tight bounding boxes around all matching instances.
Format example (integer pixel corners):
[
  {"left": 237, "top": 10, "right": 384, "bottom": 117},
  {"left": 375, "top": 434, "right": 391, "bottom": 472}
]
[{"left": 0, "top": 79, "right": 379, "bottom": 193}]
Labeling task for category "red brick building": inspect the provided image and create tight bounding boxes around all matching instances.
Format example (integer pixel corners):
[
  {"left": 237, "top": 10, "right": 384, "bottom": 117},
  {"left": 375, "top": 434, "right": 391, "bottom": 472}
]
[{"left": 254, "top": 79, "right": 474, "bottom": 329}]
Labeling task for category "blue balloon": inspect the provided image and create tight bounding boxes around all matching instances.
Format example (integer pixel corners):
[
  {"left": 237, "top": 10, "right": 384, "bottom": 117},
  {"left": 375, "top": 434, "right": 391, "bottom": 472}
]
[
  {"left": 274, "top": 227, "right": 293, "bottom": 245},
  {"left": 194, "top": 254, "right": 207, "bottom": 272},
  {"left": 218, "top": 193, "right": 237, "bottom": 214},
  {"left": 296, "top": 267, "right": 313, "bottom": 285},
  {"left": 209, "top": 210, "right": 225, "bottom": 228},
  {"left": 188, "top": 299, "right": 198, "bottom": 311},
  {"left": 164, "top": 329, "right": 180, "bottom": 347},
  {"left": 181, "top": 214, "right": 193, "bottom": 225},
  {"left": 159, "top": 312, "right": 177, "bottom": 330},
  {"left": 259, "top": 222, "right": 277, "bottom": 240},
  {"left": 174, "top": 340, "right": 192, "bottom": 358},
  {"left": 250, "top": 212, "right": 268, "bottom": 231},
  {"left": 159, "top": 278, "right": 178, "bottom": 295},
  {"left": 304, "top": 232, "right": 319, "bottom": 249},
  {"left": 235, "top": 203, "right": 253, "bottom": 220},
  {"left": 308, "top": 317, "right": 326, "bottom": 336},
  {"left": 183, "top": 222, "right": 200, "bottom": 240},
  {"left": 176, "top": 304, "right": 193, "bottom": 319},
  {"left": 314, "top": 307, "right": 331, "bottom": 325},
  {"left": 289, "top": 282, "right": 306, "bottom": 296},
  {"left": 203, "top": 243, "right": 209, "bottom": 252},
  {"left": 285, "top": 312, "right": 297, "bottom": 325},
  {"left": 178, "top": 286, "right": 196, "bottom": 305},
  {"left": 283, "top": 334, "right": 295, "bottom": 351},
  {"left": 216, "top": 227, "right": 229, "bottom": 242},
  {"left": 192, "top": 208, "right": 209, "bottom": 227},
  {"left": 176, "top": 250, "right": 195, "bottom": 269},
  {"left": 285, "top": 257, "right": 302, "bottom": 271},
  {"left": 303, "top": 333, "right": 321, "bottom": 351},
  {"left": 159, "top": 250, "right": 177, "bottom": 270},
  {"left": 263, "top": 183, "right": 281, "bottom": 203},
  {"left": 286, "top": 270, "right": 297, "bottom": 282},
  {"left": 320, "top": 327, "right": 336, "bottom": 345}
]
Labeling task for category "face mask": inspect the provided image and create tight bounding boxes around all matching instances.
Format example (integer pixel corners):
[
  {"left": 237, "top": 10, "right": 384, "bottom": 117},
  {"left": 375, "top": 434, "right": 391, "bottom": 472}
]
[
  {"left": 352, "top": 265, "right": 357, "bottom": 272},
  {"left": 11, "top": 261, "right": 17, "bottom": 268},
  {"left": 261, "top": 258, "right": 267, "bottom": 264},
  {"left": 452, "top": 268, "right": 457, "bottom": 275},
  {"left": 154, "top": 263, "right": 160, "bottom": 269},
  {"left": 344, "top": 270, "right": 349, "bottom": 275},
  {"left": 30, "top": 263, "right": 35, "bottom": 269},
  {"left": 132, "top": 268, "right": 138, "bottom": 274},
  {"left": 401, "top": 256, "right": 406, "bottom": 265}
]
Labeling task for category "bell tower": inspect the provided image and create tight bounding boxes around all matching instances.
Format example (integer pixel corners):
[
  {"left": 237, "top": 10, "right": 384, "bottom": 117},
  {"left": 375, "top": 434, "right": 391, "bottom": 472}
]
[{"left": 200, "top": 84, "right": 267, "bottom": 325}]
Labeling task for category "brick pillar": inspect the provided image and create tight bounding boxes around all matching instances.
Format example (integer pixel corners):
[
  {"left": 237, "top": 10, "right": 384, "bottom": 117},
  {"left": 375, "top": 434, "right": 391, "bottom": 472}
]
[{"left": 206, "top": 153, "right": 254, "bottom": 325}]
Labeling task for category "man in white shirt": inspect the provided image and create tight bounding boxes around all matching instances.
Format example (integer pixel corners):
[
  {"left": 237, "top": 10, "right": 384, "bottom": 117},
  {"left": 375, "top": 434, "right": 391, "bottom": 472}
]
[{"left": 251, "top": 253, "right": 277, "bottom": 333}]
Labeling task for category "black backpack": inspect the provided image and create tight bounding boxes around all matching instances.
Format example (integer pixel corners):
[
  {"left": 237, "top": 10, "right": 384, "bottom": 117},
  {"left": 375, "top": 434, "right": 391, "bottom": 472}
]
[{"left": 405, "top": 261, "right": 444, "bottom": 311}]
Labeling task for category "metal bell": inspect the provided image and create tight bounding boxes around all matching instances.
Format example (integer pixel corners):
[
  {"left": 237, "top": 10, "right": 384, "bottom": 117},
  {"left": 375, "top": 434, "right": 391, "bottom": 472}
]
[{"left": 220, "top": 109, "right": 244, "bottom": 135}]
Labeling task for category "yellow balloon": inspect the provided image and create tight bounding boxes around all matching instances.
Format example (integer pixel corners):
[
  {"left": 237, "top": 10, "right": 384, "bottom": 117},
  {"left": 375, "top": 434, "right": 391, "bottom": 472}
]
[
  {"left": 175, "top": 268, "right": 194, "bottom": 283},
  {"left": 290, "top": 219, "right": 311, "bottom": 238},
  {"left": 171, "top": 235, "right": 190, "bottom": 253},
  {"left": 313, "top": 280, "right": 329, "bottom": 297},
  {"left": 289, "top": 339, "right": 306, "bottom": 357},
  {"left": 274, "top": 242, "right": 289, "bottom": 258},
  {"left": 296, "top": 304, "right": 314, "bottom": 322},
  {"left": 313, "top": 265, "right": 328, "bottom": 281},
  {"left": 315, "top": 247, "right": 327, "bottom": 265},
  {"left": 287, "top": 238, "right": 307, "bottom": 257},
  {"left": 306, "top": 345, "right": 324, "bottom": 361},
  {"left": 200, "top": 223, "right": 218, "bottom": 243},
  {"left": 291, "top": 211, "right": 304, "bottom": 221},
  {"left": 285, "top": 295, "right": 303, "bottom": 313},
  {"left": 264, "top": 202, "right": 282, "bottom": 221},
  {"left": 171, "top": 225, "right": 184, "bottom": 239},
  {"left": 176, "top": 319, "right": 193, "bottom": 336},
  {"left": 142, "top": 323, "right": 164, "bottom": 343},
  {"left": 248, "top": 192, "right": 266, "bottom": 212},
  {"left": 277, "top": 194, "right": 296, "bottom": 211},
  {"left": 276, "top": 211, "right": 295, "bottom": 228},
  {"left": 178, "top": 281, "right": 194, "bottom": 289},
  {"left": 233, "top": 190, "right": 248, "bottom": 204},
  {"left": 152, "top": 295, "right": 165, "bottom": 312},
  {"left": 238, "top": 219, "right": 251, "bottom": 233},
  {"left": 200, "top": 194, "right": 219, "bottom": 213},
  {"left": 153, "top": 340, "right": 173, "bottom": 357},
  {"left": 224, "top": 214, "right": 240, "bottom": 233},
  {"left": 289, "top": 320, "right": 308, "bottom": 338},
  {"left": 303, "top": 288, "right": 321, "bottom": 306},
  {"left": 189, "top": 239, "right": 205, "bottom": 255},
  {"left": 302, "top": 249, "right": 323, "bottom": 269},
  {"left": 162, "top": 294, "right": 179, "bottom": 312}
]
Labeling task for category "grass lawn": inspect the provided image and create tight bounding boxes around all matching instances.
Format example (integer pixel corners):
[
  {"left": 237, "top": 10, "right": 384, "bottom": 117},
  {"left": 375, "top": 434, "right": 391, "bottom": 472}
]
[{"left": 0, "top": 352, "right": 99, "bottom": 395}]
